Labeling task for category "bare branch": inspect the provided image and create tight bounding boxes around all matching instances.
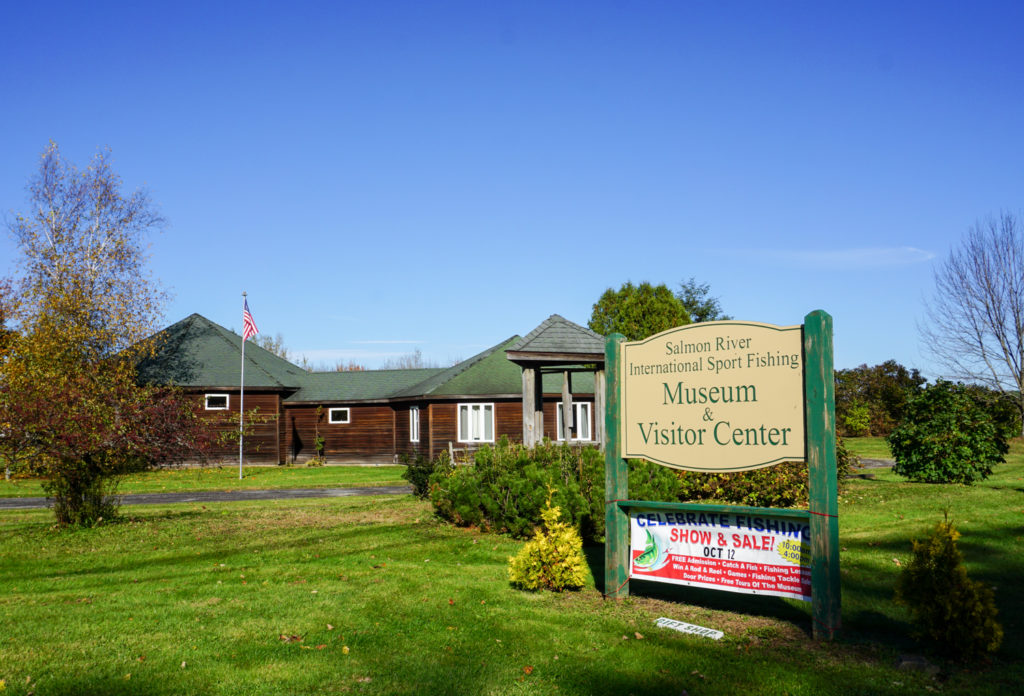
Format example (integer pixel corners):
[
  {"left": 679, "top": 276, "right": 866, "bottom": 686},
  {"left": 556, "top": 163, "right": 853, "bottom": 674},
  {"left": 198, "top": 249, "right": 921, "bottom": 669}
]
[{"left": 922, "top": 213, "right": 1024, "bottom": 434}]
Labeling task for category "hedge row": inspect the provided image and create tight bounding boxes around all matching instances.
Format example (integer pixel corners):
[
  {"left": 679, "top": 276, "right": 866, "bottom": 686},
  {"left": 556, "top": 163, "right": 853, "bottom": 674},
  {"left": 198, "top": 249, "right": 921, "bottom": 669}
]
[{"left": 404, "top": 436, "right": 858, "bottom": 541}]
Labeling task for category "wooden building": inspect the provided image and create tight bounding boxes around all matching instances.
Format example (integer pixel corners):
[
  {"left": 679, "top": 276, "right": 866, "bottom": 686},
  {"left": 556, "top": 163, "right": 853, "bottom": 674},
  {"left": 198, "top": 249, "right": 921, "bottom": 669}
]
[{"left": 138, "top": 314, "right": 603, "bottom": 464}]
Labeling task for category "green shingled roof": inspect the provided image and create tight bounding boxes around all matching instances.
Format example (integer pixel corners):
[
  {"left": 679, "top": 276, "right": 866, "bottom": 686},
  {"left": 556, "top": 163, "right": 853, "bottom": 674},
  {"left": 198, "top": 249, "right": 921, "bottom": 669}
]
[
  {"left": 506, "top": 314, "right": 605, "bottom": 356},
  {"left": 389, "top": 337, "right": 523, "bottom": 398},
  {"left": 284, "top": 367, "right": 443, "bottom": 402},
  {"left": 137, "top": 314, "right": 306, "bottom": 389},
  {"left": 140, "top": 314, "right": 596, "bottom": 401},
  {"left": 389, "top": 335, "right": 595, "bottom": 398}
]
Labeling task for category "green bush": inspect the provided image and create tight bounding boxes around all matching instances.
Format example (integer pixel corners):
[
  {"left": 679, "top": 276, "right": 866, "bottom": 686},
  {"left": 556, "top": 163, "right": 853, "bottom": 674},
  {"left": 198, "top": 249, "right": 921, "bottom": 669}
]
[
  {"left": 628, "top": 458, "right": 683, "bottom": 502},
  {"left": 675, "top": 439, "right": 856, "bottom": 508},
  {"left": 888, "top": 381, "right": 1007, "bottom": 484},
  {"left": 428, "top": 436, "right": 858, "bottom": 538},
  {"left": 895, "top": 516, "right": 1003, "bottom": 659},
  {"left": 401, "top": 450, "right": 453, "bottom": 499},
  {"left": 508, "top": 497, "right": 587, "bottom": 591},
  {"left": 428, "top": 438, "right": 602, "bottom": 540},
  {"left": 843, "top": 401, "right": 872, "bottom": 436}
]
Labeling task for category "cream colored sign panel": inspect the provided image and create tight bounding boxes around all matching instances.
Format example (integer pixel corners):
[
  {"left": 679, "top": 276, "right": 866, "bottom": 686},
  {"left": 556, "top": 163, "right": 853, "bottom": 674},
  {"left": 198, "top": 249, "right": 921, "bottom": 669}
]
[{"left": 621, "top": 321, "right": 805, "bottom": 472}]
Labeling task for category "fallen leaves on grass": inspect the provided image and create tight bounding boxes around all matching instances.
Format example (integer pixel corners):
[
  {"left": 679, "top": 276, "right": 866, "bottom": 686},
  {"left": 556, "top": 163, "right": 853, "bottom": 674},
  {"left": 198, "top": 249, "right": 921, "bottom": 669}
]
[
  {"left": 523, "top": 666, "right": 534, "bottom": 675},
  {"left": 279, "top": 634, "right": 303, "bottom": 643}
]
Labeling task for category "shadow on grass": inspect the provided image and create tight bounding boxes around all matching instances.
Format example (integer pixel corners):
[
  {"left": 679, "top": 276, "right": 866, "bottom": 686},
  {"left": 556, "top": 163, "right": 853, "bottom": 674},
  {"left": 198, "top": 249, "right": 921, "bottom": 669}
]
[
  {"left": 38, "top": 675, "right": 211, "bottom": 696},
  {"left": 583, "top": 544, "right": 812, "bottom": 636}
]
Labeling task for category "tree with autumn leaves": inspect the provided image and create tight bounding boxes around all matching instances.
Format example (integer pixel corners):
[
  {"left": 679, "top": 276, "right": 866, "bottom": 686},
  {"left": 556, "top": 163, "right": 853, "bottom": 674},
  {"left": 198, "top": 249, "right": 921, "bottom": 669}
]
[{"left": 0, "top": 143, "right": 209, "bottom": 525}]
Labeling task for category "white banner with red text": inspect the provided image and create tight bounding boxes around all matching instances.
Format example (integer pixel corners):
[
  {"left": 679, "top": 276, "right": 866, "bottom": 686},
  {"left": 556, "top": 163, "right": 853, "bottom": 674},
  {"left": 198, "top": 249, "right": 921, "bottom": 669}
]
[{"left": 628, "top": 507, "right": 811, "bottom": 601}]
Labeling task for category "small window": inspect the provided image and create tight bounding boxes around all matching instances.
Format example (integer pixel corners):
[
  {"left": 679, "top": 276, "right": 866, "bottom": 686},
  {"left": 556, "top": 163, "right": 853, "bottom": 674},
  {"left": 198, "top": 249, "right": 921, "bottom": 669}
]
[
  {"left": 205, "top": 393, "right": 229, "bottom": 410},
  {"left": 329, "top": 407, "right": 350, "bottom": 424},
  {"left": 458, "top": 403, "right": 494, "bottom": 443},
  {"left": 557, "top": 402, "right": 592, "bottom": 441},
  {"left": 410, "top": 406, "right": 420, "bottom": 443}
]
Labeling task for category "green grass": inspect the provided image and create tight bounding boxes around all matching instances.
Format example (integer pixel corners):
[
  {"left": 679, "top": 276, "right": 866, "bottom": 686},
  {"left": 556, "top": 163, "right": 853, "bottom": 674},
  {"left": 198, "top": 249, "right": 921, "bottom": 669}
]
[
  {"left": 843, "top": 436, "right": 892, "bottom": 460},
  {"left": 0, "top": 465, "right": 407, "bottom": 498},
  {"left": 2, "top": 446, "right": 1023, "bottom": 694}
]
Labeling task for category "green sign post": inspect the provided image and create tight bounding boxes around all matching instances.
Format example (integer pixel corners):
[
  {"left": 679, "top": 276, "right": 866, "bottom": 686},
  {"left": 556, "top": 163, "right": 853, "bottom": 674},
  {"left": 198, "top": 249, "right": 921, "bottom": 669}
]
[{"left": 604, "top": 310, "right": 840, "bottom": 640}]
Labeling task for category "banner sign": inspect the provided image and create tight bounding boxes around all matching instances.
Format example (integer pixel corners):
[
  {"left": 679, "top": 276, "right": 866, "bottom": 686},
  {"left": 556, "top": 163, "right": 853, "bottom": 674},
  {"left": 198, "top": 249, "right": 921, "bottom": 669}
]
[
  {"left": 628, "top": 507, "right": 811, "bottom": 602},
  {"left": 621, "top": 321, "right": 804, "bottom": 471}
]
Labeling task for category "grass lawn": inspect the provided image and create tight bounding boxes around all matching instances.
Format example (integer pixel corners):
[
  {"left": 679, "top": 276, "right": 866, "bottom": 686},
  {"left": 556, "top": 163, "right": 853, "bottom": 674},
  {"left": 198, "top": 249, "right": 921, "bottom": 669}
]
[
  {"left": 2, "top": 446, "right": 1022, "bottom": 695},
  {"left": 843, "top": 436, "right": 892, "bottom": 460},
  {"left": 0, "top": 465, "right": 408, "bottom": 498}
]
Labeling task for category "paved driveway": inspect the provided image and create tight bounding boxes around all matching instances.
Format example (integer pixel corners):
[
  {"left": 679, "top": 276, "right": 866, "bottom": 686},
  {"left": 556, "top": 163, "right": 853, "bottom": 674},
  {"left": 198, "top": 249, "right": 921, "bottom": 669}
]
[{"left": 0, "top": 485, "right": 413, "bottom": 510}]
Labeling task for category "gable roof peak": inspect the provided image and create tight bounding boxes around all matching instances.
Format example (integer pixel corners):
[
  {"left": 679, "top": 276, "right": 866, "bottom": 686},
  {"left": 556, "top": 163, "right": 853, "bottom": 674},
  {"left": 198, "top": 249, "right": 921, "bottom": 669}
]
[{"left": 506, "top": 314, "right": 605, "bottom": 356}]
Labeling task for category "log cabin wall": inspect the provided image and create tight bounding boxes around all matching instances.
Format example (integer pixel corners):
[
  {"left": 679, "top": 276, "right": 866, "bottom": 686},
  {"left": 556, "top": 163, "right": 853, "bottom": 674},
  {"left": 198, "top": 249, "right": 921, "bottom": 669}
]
[
  {"left": 283, "top": 403, "right": 397, "bottom": 464},
  {"left": 421, "top": 397, "right": 596, "bottom": 460},
  {"left": 192, "top": 390, "right": 283, "bottom": 463},
  {"left": 393, "top": 403, "right": 429, "bottom": 459}
]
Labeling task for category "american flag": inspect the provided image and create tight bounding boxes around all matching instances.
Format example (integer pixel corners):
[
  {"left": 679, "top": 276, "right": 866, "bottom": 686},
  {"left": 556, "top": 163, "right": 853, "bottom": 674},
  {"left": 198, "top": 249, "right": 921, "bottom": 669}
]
[{"left": 242, "top": 299, "right": 259, "bottom": 341}]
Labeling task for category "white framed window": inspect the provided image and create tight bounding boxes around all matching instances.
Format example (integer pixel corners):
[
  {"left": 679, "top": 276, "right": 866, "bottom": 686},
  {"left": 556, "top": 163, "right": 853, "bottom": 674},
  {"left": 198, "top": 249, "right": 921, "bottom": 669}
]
[
  {"left": 457, "top": 403, "right": 494, "bottom": 443},
  {"left": 205, "top": 393, "right": 229, "bottom": 410},
  {"left": 328, "top": 407, "right": 351, "bottom": 424},
  {"left": 557, "top": 402, "right": 592, "bottom": 441},
  {"left": 410, "top": 406, "right": 420, "bottom": 442}
]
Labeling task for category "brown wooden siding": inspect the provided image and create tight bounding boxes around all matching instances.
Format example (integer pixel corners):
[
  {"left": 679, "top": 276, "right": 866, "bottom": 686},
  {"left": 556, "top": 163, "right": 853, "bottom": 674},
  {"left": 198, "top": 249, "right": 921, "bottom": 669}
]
[
  {"left": 193, "top": 390, "right": 282, "bottom": 464},
  {"left": 283, "top": 403, "right": 397, "bottom": 464},
  {"left": 423, "top": 399, "right": 525, "bottom": 459},
  {"left": 541, "top": 396, "right": 596, "bottom": 442},
  {"left": 394, "top": 404, "right": 430, "bottom": 459}
]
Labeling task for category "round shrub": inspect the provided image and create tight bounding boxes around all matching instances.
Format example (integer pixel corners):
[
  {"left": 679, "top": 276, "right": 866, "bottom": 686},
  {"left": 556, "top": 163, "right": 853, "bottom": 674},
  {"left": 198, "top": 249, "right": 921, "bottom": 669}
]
[
  {"left": 888, "top": 381, "right": 1007, "bottom": 484},
  {"left": 508, "top": 499, "right": 587, "bottom": 592}
]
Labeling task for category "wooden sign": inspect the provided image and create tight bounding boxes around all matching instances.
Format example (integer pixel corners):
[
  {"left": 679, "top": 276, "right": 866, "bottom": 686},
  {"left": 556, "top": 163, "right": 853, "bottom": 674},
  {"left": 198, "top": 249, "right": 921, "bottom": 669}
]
[
  {"left": 603, "top": 311, "right": 841, "bottom": 640},
  {"left": 621, "top": 321, "right": 804, "bottom": 471}
]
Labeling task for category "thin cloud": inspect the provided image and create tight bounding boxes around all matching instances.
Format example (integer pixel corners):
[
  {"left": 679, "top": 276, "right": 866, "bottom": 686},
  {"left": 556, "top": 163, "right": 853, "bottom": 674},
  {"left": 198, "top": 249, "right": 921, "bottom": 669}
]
[
  {"left": 727, "top": 246, "right": 935, "bottom": 268},
  {"left": 349, "top": 339, "right": 424, "bottom": 345}
]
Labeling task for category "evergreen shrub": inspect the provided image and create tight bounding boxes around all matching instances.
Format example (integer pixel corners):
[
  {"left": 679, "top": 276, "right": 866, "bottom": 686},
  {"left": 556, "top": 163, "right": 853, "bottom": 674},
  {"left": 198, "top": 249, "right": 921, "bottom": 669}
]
[
  {"left": 507, "top": 496, "right": 587, "bottom": 591},
  {"left": 401, "top": 450, "right": 453, "bottom": 499},
  {"left": 888, "top": 381, "right": 1007, "bottom": 484},
  {"left": 675, "top": 439, "right": 858, "bottom": 507},
  {"left": 428, "top": 438, "right": 602, "bottom": 539},
  {"left": 895, "top": 516, "right": 1003, "bottom": 659}
]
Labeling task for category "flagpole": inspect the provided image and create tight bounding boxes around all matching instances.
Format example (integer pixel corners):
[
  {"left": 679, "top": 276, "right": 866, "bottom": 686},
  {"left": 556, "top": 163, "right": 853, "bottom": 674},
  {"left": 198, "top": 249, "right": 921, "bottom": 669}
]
[{"left": 239, "top": 291, "right": 247, "bottom": 480}]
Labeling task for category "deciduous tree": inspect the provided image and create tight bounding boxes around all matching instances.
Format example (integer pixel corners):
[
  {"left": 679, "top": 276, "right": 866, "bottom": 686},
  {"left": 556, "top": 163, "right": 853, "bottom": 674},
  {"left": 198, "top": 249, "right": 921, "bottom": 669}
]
[
  {"left": 834, "top": 360, "right": 926, "bottom": 436},
  {"left": 0, "top": 143, "right": 207, "bottom": 524},
  {"left": 253, "top": 332, "right": 289, "bottom": 361},
  {"left": 677, "top": 277, "right": 730, "bottom": 323},
  {"left": 588, "top": 281, "right": 690, "bottom": 340},
  {"left": 922, "top": 213, "right": 1024, "bottom": 436}
]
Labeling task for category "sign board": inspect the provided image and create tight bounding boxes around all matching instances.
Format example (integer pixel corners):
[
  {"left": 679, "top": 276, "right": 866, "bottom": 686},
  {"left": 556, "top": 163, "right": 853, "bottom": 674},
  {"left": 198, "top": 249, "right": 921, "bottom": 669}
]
[
  {"left": 621, "top": 321, "right": 804, "bottom": 472},
  {"left": 629, "top": 507, "right": 811, "bottom": 601},
  {"left": 604, "top": 311, "right": 841, "bottom": 640}
]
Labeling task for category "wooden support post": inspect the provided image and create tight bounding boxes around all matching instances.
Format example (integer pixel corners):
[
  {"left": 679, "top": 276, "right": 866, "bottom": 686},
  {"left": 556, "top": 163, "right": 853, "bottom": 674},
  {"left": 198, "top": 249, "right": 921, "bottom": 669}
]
[
  {"left": 561, "top": 370, "right": 573, "bottom": 441},
  {"left": 522, "top": 367, "right": 537, "bottom": 447},
  {"left": 594, "top": 368, "right": 605, "bottom": 447},
  {"left": 533, "top": 368, "right": 544, "bottom": 442},
  {"left": 604, "top": 333, "right": 629, "bottom": 599},
  {"left": 804, "top": 310, "right": 841, "bottom": 640}
]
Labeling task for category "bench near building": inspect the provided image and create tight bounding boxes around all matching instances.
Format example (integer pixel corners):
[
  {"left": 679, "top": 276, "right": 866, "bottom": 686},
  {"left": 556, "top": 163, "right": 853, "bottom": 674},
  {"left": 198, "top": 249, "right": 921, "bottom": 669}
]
[{"left": 138, "top": 314, "right": 605, "bottom": 464}]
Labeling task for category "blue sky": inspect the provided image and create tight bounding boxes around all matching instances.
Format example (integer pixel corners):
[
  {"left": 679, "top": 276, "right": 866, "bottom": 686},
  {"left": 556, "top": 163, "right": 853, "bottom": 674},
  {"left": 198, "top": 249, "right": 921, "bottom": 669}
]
[{"left": 2, "top": 1, "right": 1022, "bottom": 374}]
